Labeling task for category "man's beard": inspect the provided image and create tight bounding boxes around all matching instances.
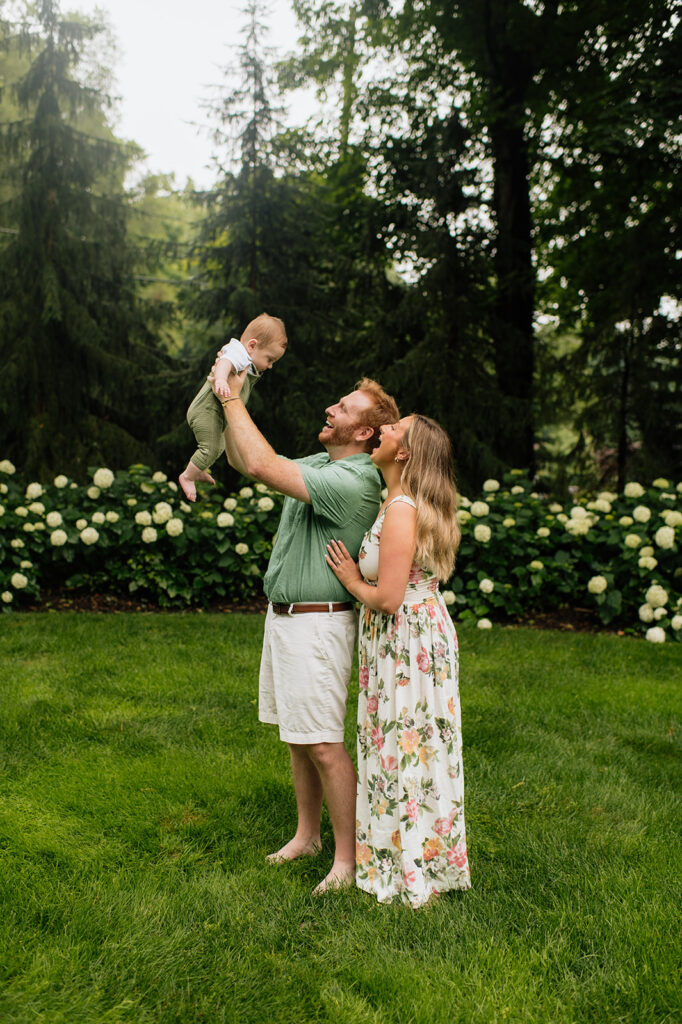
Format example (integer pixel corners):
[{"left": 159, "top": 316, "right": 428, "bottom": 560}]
[{"left": 318, "top": 422, "right": 360, "bottom": 447}]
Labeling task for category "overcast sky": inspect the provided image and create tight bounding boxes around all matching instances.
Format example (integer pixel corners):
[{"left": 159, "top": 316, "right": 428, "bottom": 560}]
[{"left": 73, "top": 0, "right": 305, "bottom": 187}]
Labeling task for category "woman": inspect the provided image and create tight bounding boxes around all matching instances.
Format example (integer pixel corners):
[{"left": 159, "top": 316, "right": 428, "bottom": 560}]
[{"left": 326, "top": 414, "right": 470, "bottom": 908}]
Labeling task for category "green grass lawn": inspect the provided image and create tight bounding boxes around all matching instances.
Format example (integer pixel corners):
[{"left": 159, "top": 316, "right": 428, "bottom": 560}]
[{"left": 0, "top": 614, "right": 680, "bottom": 1024}]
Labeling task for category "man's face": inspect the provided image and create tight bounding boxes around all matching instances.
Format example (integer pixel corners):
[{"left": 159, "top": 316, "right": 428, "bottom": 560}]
[{"left": 319, "top": 390, "right": 374, "bottom": 448}]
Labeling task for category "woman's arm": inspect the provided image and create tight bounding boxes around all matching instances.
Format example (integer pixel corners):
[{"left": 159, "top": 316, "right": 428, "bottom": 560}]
[{"left": 326, "top": 501, "right": 416, "bottom": 614}]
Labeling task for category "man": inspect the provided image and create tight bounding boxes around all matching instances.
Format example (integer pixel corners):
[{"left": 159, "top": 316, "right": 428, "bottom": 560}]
[{"left": 216, "top": 369, "right": 399, "bottom": 893}]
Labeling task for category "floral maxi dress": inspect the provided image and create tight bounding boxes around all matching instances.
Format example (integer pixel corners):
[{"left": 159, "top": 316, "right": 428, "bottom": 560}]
[{"left": 355, "top": 495, "right": 470, "bottom": 907}]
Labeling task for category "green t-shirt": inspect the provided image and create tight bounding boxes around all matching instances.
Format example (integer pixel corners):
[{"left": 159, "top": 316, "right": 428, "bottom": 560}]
[{"left": 263, "top": 452, "right": 381, "bottom": 604}]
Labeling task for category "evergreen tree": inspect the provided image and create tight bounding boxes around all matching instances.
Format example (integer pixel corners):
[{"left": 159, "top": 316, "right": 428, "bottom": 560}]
[{"left": 0, "top": 0, "right": 164, "bottom": 477}]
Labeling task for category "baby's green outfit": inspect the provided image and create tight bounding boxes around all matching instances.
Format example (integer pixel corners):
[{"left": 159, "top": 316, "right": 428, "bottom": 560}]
[{"left": 186, "top": 338, "right": 258, "bottom": 471}]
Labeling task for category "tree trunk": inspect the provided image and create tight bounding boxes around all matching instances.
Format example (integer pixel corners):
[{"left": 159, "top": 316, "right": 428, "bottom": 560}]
[{"left": 490, "top": 117, "right": 536, "bottom": 473}]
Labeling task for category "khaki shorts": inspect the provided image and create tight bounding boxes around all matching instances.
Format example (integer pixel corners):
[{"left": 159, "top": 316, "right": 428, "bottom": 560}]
[{"left": 259, "top": 604, "right": 358, "bottom": 744}]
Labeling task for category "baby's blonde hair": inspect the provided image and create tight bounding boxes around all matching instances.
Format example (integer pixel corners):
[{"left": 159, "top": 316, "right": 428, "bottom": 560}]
[
  {"left": 400, "top": 415, "right": 460, "bottom": 581},
  {"left": 241, "top": 313, "right": 287, "bottom": 350}
]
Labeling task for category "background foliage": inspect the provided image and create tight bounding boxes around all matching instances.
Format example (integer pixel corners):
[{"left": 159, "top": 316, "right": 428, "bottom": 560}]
[{"left": 0, "top": 0, "right": 680, "bottom": 494}]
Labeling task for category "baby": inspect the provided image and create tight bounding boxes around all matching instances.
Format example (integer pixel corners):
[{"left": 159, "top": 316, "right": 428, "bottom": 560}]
[{"left": 179, "top": 313, "right": 287, "bottom": 501}]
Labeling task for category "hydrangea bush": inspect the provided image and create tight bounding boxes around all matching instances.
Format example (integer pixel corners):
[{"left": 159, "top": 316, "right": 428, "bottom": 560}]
[
  {"left": 1, "top": 461, "right": 680, "bottom": 640},
  {"left": 0, "top": 462, "right": 282, "bottom": 609},
  {"left": 440, "top": 472, "right": 681, "bottom": 642}
]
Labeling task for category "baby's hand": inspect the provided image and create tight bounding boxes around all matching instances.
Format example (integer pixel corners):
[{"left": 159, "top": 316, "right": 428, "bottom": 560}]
[{"left": 214, "top": 378, "right": 231, "bottom": 399}]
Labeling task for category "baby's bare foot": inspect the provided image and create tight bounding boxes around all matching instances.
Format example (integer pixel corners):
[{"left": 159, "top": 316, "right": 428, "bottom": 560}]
[
  {"left": 266, "top": 838, "right": 321, "bottom": 864},
  {"left": 312, "top": 866, "right": 355, "bottom": 896},
  {"left": 178, "top": 473, "right": 197, "bottom": 502},
  {"left": 197, "top": 470, "right": 215, "bottom": 486}
]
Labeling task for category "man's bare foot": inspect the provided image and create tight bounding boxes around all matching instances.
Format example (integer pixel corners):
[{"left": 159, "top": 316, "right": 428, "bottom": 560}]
[
  {"left": 178, "top": 470, "right": 215, "bottom": 502},
  {"left": 266, "top": 837, "right": 321, "bottom": 864},
  {"left": 312, "top": 866, "right": 355, "bottom": 895}
]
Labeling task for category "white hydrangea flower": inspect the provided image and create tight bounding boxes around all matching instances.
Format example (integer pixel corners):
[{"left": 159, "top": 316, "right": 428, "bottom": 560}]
[
  {"left": 565, "top": 518, "right": 590, "bottom": 535},
  {"left": 654, "top": 526, "right": 675, "bottom": 549},
  {"left": 152, "top": 501, "right": 173, "bottom": 524},
  {"left": 587, "top": 575, "right": 608, "bottom": 595},
  {"left": 476, "top": 618, "right": 492, "bottom": 629},
  {"left": 502, "top": 517, "right": 515, "bottom": 527},
  {"left": 633, "top": 505, "right": 651, "bottom": 523},
  {"left": 257, "top": 497, "right": 274, "bottom": 511},
  {"left": 624, "top": 482, "right": 645, "bottom": 498},
  {"left": 0, "top": 504, "right": 4, "bottom": 516},
  {"left": 670, "top": 615, "right": 682, "bottom": 632},
  {"left": 235, "top": 542, "right": 249, "bottom": 555},
  {"left": 638, "top": 556, "right": 658, "bottom": 570},
  {"left": 473, "top": 524, "right": 491, "bottom": 543},
  {"left": 11, "top": 572, "right": 28, "bottom": 589},
  {"left": 589, "top": 498, "right": 611, "bottom": 513},
  {"left": 646, "top": 584, "right": 668, "bottom": 608},
  {"left": 0, "top": 483, "right": 6, "bottom": 494},
  {"left": 239, "top": 487, "right": 254, "bottom": 498},
  {"left": 482, "top": 479, "right": 500, "bottom": 492},
  {"left": 652, "top": 478, "right": 670, "bottom": 489},
  {"left": 598, "top": 491, "right": 618, "bottom": 502},
  {"left": 135, "top": 511, "right": 152, "bottom": 526},
  {"left": 442, "top": 590, "right": 455, "bottom": 606},
  {"left": 25, "top": 482, "right": 43, "bottom": 500},
  {"left": 28, "top": 501, "right": 45, "bottom": 515},
  {"left": 457, "top": 509, "right": 471, "bottom": 524},
  {"left": 548, "top": 503, "right": 563, "bottom": 513},
  {"left": 529, "top": 560, "right": 544, "bottom": 570},
  {"left": 166, "top": 518, "right": 183, "bottom": 537},
  {"left": 93, "top": 468, "right": 114, "bottom": 489},
  {"left": 141, "top": 527, "right": 158, "bottom": 544},
  {"left": 479, "top": 578, "right": 494, "bottom": 594},
  {"left": 255, "top": 483, "right": 270, "bottom": 493},
  {"left": 638, "top": 604, "right": 654, "bottom": 623},
  {"left": 217, "top": 512, "right": 235, "bottom": 528},
  {"left": 459, "top": 496, "right": 471, "bottom": 508},
  {"left": 33, "top": 523, "right": 44, "bottom": 531},
  {"left": 619, "top": 516, "right": 634, "bottom": 527},
  {"left": 624, "top": 534, "right": 642, "bottom": 549},
  {"left": 140, "top": 483, "right": 154, "bottom": 494},
  {"left": 167, "top": 481, "right": 178, "bottom": 492},
  {"left": 645, "top": 627, "right": 666, "bottom": 643},
  {"left": 87, "top": 486, "right": 100, "bottom": 500},
  {"left": 15, "top": 506, "right": 28, "bottom": 517},
  {"left": 105, "top": 511, "right": 119, "bottom": 523},
  {"left": 470, "top": 501, "right": 490, "bottom": 517},
  {"left": 0, "top": 459, "right": 16, "bottom": 474},
  {"left": 10, "top": 538, "right": 24, "bottom": 549},
  {"left": 80, "top": 527, "right": 99, "bottom": 545},
  {"left": 20, "top": 560, "right": 32, "bottom": 569},
  {"left": 50, "top": 529, "right": 68, "bottom": 546},
  {"left": 536, "top": 527, "right": 550, "bottom": 538},
  {"left": 570, "top": 506, "right": 589, "bottom": 520},
  {"left": 91, "top": 512, "right": 106, "bottom": 525},
  {"left": 662, "top": 510, "right": 682, "bottom": 528},
  {"left": 46, "top": 511, "right": 63, "bottom": 528},
  {"left": 640, "top": 546, "right": 654, "bottom": 557},
  {"left": 677, "top": 482, "right": 682, "bottom": 494},
  {"left": 223, "top": 498, "right": 238, "bottom": 511},
  {"left": 180, "top": 501, "right": 192, "bottom": 513},
  {"left": 1, "top": 591, "right": 13, "bottom": 603},
  {"left": 511, "top": 485, "right": 524, "bottom": 495},
  {"left": 557, "top": 513, "right": 568, "bottom": 523},
  {"left": 69, "top": 482, "right": 77, "bottom": 489},
  {"left": 152, "top": 471, "right": 167, "bottom": 483},
  {"left": 23, "top": 523, "right": 34, "bottom": 533},
  {"left": 53, "top": 474, "right": 68, "bottom": 488},
  {"left": 653, "top": 607, "right": 667, "bottom": 620},
  {"left": 126, "top": 498, "right": 137, "bottom": 507}
]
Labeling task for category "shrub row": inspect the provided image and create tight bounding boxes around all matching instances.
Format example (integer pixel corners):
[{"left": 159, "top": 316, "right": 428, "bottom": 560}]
[{"left": 1, "top": 460, "right": 680, "bottom": 640}]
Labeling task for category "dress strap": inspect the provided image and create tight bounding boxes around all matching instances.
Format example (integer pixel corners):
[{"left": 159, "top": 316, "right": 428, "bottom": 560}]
[{"left": 384, "top": 494, "right": 417, "bottom": 512}]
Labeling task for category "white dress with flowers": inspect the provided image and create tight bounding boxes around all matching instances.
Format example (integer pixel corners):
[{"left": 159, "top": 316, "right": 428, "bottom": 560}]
[{"left": 355, "top": 495, "right": 470, "bottom": 907}]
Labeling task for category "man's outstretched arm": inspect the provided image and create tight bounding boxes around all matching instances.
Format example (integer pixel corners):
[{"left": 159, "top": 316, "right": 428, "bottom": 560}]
[{"left": 220, "top": 378, "right": 310, "bottom": 503}]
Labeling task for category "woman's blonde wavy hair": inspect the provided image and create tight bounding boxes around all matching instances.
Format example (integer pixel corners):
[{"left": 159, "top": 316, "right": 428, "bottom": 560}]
[{"left": 400, "top": 415, "right": 460, "bottom": 581}]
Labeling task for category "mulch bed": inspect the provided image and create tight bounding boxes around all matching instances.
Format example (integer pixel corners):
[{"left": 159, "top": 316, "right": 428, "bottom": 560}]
[{"left": 21, "top": 590, "right": 623, "bottom": 633}]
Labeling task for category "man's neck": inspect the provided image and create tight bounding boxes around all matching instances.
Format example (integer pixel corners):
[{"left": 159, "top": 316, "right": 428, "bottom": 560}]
[{"left": 324, "top": 444, "right": 367, "bottom": 462}]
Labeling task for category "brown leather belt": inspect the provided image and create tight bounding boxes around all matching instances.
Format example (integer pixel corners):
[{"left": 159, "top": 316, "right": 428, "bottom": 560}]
[{"left": 271, "top": 602, "right": 354, "bottom": 615}]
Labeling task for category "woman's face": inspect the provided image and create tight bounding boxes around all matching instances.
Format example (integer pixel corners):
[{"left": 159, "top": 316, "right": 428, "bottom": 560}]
[{"left": 371, "top": 416, "right": 413, "bottom": 466}]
